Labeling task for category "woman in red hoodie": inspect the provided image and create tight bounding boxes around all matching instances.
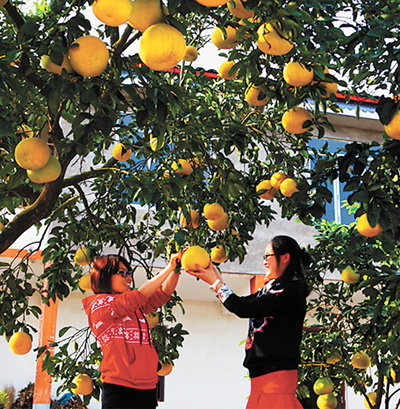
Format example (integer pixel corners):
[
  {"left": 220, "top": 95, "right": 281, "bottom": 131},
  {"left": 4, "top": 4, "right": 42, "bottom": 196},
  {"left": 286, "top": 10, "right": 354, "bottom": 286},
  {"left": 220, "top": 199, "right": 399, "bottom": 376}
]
[{"left": 82, "top": 252, "right": 181, "bottom": 409}]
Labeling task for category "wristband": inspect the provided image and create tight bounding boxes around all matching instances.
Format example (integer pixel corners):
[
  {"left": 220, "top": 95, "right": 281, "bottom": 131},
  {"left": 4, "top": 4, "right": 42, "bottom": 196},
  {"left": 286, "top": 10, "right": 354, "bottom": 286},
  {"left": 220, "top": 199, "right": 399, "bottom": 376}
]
[
  {"left": 216, "top": 283, "right": 233, "bottom": 303},
  {"left": 209, "top": 279, "right": 221, "bottom": 291}
]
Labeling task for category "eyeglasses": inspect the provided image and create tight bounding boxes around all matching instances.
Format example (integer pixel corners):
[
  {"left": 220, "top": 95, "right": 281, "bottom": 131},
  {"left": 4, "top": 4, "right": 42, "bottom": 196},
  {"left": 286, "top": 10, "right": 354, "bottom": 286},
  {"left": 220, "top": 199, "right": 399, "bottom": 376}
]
[
  {"left": 115, "top": 270, "right": 133, "bottom": 278},
  {"left": 263, "top": 254, "right": 276, "bottom": 261}
]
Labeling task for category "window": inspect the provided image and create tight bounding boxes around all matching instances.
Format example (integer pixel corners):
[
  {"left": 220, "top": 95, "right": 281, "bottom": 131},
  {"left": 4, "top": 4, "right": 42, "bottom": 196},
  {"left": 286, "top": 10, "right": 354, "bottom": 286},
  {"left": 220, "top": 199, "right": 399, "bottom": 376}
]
[{"left": 308, "top": 138, "right": 353, "bottom": 225}]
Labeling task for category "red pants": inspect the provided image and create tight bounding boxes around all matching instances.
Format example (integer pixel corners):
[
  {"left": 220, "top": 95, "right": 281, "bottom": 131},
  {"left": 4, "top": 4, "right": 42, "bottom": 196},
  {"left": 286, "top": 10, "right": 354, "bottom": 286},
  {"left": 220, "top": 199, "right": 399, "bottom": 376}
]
[{"left": 246, "top": 370, "right": 303, "bottom": 409}]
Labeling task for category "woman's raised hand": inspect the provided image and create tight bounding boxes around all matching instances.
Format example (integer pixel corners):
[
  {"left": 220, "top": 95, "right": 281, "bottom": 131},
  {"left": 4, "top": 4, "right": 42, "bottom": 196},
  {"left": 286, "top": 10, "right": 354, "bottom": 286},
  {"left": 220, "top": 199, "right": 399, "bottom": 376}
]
[
  {"left": 185, "top": 261, "right": 222, "bottom": 286},
  {"left": 168, "top": 252, "right": 182, "bottom": 271}
]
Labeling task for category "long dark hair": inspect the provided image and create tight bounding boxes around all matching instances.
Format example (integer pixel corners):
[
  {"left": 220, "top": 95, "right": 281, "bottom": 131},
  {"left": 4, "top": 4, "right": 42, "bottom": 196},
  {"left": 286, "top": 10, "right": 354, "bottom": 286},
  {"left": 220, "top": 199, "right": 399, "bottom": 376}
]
[
  {"left": 90, "top": 254, "right": 131, "bottom": 294},
  {"left": 270, "top": 235, "right": 311, "bottom": 296}
]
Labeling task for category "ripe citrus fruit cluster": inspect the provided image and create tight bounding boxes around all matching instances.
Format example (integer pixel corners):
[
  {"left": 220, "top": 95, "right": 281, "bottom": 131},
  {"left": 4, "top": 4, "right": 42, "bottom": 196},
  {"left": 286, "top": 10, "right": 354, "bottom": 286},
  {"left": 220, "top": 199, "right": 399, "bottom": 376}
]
[
  {"left": 180, "top": 209, "right": 200, "bottom": 229},
  {"left": 356, "top": 213, "right": 383, "bottom": 237},
  {"left": 203, "top": 203, "right": 229, "bottom": 231},
  {"left": 341, "top": 266, "right": 360, "bottom": 284},
  {"left": 351, "top": 350, "right": 371, "bottom": 369},
  {"left": 41, "top": 54, "right": 73, "bottom": 76},
  {"left": 313, "top": 376, "right": 334, "bottom": 396},
  {"left": 256, "top": 171, "right": 299, "bottom": 200},
  {"left": 74, "top": 247, "right": 92, "bottom": 266},
  {"left": 78, "top": 274, "right": 92, "bottom": 292},
  {"left": 385, "top": 110, "right": 400, "bottom": 140},
  {"left": 157, "top": 360, "right": 173, "bottom": 376},
  {"left": 282, "top": 107, "right": 313, "bottom": 134},
  {"left": 208, "top": 6, "right": 339, "bottom": 126},
  {"left": 171, "top": 159, "right": 192, "bottom": 176},
  {"left": 9, "top": 331, "right": 32, "bottom": 355},
  {"left": 139, "top": 23, "right": 186, "bottom": 71},
  {"left": 210, "top": 244, "right": 228, "bottom": 263},
  {"left": 71, "top": 373, "right": 94, "bottom": 395},
  {"left": 316, "top": 392, "right": 337, "bottom": 409},
  {"left": 112, "top": 143, "right": 132, "bottom": 161},
  {"left": 14, "top": 137, "right": 61, "bottom": 184},
  {"left": 219, "top": 60, "right": 238, "bottom": 80}
]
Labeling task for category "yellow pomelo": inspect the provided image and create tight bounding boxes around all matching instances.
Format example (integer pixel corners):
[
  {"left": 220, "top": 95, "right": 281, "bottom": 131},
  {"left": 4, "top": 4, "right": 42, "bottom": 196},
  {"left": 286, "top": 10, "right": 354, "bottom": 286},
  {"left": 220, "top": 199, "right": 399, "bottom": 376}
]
[
  {"left": 15, "top": 138, "right": 51, "bottom": 170},
  {"left": 195, "top": 0, "right": 229, "bottom": 6},
  {"left": 71, "top": 374, "right": 94, "bottom": 395},
  {"left": 203, "top": 203, "right": 225, "bottom": 220},
  {"left": 312, "top": 66, "right": 337, "bottom": 98},
  {"left": 282, "top": 107, "right": 312, "bottom": 134},
  {"left": 364, "top": 392, "right": 377, "bottom": 408},
  {"left": 283, "top": 61, "right": 314, "bottom": 87},
  {"left": 0, "top": 222, "right": 4, "bottom": 231},
  {"left": 219, "top": 60, "right": 238, "bottom": 80},
  {"left": 157, "top": 361, "right": 173, "bottom": 376},
  {"left": 351, "top": 351, "right": 371, "bottom": 369},
  {"left": 313, "top": 377, "right": 334, "bottom": 395},
  {"left": 208, "top": 212, "right": 229, "bottom": 231},
  {"left": 227, "top": 0, "right": 254, "bottom": 19},
  {"left": 270, "top": 171, "right": 287, "bottom": 188},
  {"left": 27, "top": 155, "right": 62, "bottom": 184},
  {"left": 280, "top": 177, "right": 299, "bottom": 197},
  {"left": 92, "top": 0, "right": 133, "bottom": 26},
  {"left": 245, "top": 84, "right": 269, "bottom": 106},
  {"left": 79, "top": 274, "right": 92, "bottom": 292},
  {"left": 316, "top": 393, "right": 337, "bottom": 409},
  {"left": 139, "top": 23, "right": 186, "bottom": 71},
  {"left": 385, "top": 110, "right": 400, "bottom": 140},
  {"left": 257, "top": 22, "right": 293, "bottom": 56},
  {"left": 321, "top": 82, "right": 338, "bottom": 98},
  {"left": 146, "top": 312, "right": 159, "bottom": 329},
  {"left": 74, "top": 247, "right": 92, "bottom": 266},
  {"left": 181, "top": 246, "right": 210, "bottom": 271},
  {"left": 16, "top": 124, "right": 34, "bottom": 138},
  {"left": 357, "top": 213, "right": 383, "bottom": 237},
  {"left": 211, "top": 245, "right": 228, "bottom": 263},
  {"left": 129, "top": 0, "right": 165, "bottom": 33},
  {"left": 180, "top": 209, "right": 200, "bottom": 229},
  {"left": 41, "top": 54, "right": 74, "bottom": 75},
  {"left": 183, "top": 45, "right": 198, "bottom": 62},
  {"left": 211, "top": 25, "right": 238, "bottom": 49},
  {"left": 172, "top": 159, "right": 192, "bottom": 175},
  {"left": 341, "top": 266, "right": 360, "bottom": 284},
  {"left": 68, "top": 35, "right": 109, "bottom": 77},
  {"left": 189, "top": 156, "right": 204, "bottom": 168},
  {"left": 256, "top": 180, "right": 277, "bottom": 200},
  {"left": 326, "top": 351, "right": 342, "bottom": 364},
  {"left": 112, "top": 143, "right": 132, "bottom": 161},
  {"left": 9, "top": 332, "right": 32, "bottom": 355}
]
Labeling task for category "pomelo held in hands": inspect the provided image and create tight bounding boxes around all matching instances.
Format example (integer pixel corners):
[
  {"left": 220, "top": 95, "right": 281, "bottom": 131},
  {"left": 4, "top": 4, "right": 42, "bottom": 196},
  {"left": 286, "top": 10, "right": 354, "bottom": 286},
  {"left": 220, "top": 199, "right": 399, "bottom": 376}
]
[{"left": 181, "top": 246, "right": 210, "bottom": 271}]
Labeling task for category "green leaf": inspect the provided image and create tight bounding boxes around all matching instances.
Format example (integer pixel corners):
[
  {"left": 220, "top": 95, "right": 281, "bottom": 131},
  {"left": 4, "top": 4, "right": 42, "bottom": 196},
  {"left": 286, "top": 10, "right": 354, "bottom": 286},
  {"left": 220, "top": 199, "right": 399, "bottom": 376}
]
[
  {"left": 376, "top": 97, "right": 398, "bottom": 125},
  {"left": 0, "top": 118, "right": 14, "bottom": 136}
]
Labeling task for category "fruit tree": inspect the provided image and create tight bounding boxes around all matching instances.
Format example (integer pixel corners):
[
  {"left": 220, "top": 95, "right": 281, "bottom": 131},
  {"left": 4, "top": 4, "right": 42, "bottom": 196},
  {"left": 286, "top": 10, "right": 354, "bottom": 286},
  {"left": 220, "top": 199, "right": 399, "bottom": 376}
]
[{"left": 1, "top": 0, "right": 400, "bottom": 406}]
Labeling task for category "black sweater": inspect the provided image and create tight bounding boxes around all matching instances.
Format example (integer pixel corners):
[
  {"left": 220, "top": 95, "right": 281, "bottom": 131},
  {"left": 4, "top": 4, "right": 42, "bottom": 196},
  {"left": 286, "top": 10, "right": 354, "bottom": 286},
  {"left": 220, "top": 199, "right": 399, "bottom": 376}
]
[{"left": 223, "top": 279, "right": 307, "bottom": 378}]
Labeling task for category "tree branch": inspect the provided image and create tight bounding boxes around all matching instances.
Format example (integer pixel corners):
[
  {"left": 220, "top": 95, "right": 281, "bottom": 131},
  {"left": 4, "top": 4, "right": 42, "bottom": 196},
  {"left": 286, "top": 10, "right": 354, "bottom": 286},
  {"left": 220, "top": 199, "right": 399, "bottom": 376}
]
[
  {"left": 4, "top": 1, "right": 45, "bottom": 89},
  {"left": 61, "top": 157, "right": 118, "bottom": 188},
  {"left": 0, "top": 179, "right": 64, "bottom": 253}
]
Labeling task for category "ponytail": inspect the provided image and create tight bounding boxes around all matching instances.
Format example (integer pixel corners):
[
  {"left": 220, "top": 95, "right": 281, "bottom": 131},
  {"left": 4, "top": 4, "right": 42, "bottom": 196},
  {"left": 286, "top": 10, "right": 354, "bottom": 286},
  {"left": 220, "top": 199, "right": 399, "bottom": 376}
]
[{"left": 271, "top": 235, "right": 311, "bottom": 296}]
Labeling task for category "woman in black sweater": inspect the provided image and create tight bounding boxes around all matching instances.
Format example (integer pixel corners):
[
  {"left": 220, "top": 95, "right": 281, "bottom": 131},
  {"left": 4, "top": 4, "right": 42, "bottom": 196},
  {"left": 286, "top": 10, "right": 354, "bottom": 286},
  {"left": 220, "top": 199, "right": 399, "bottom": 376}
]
[{"left": 185, "top": 235, "right": 311, "bottom": 409}]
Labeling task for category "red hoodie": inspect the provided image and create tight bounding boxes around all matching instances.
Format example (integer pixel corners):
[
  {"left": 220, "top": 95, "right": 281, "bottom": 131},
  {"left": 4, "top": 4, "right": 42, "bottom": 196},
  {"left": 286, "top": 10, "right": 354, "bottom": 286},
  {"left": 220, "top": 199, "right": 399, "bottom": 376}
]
[{"left": 82, "top": 288, "right": 170, "bottom": 389}]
